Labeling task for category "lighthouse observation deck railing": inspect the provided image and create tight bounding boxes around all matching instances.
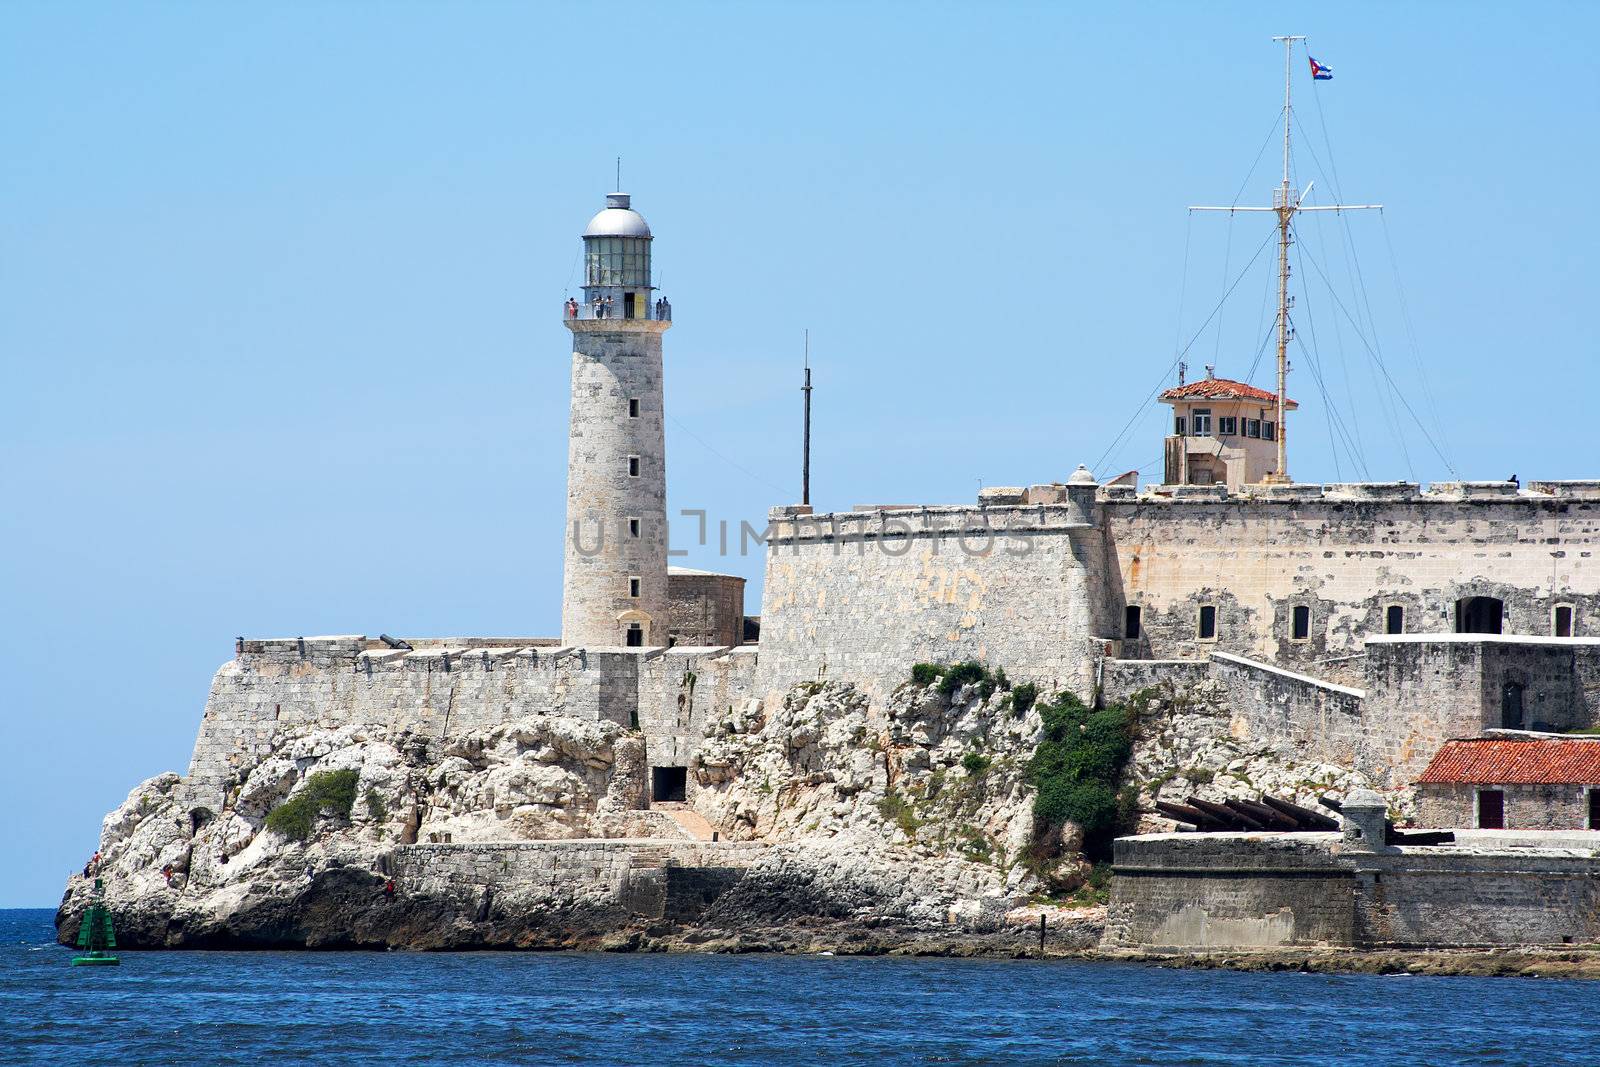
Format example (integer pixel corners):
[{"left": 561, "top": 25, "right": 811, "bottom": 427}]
[{"left": 565, "top": 299, "right": 671, "bottom": 323}]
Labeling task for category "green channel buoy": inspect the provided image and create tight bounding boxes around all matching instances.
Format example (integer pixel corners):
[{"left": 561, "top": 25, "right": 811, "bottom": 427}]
[{"left": 70, "top": 876, "right": 119, "bottom": 966}]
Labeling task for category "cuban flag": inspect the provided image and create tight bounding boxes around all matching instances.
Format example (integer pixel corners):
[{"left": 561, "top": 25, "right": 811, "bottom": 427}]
[{"left": 1309, "top": 56, "right": 1333, "bottom": 80}]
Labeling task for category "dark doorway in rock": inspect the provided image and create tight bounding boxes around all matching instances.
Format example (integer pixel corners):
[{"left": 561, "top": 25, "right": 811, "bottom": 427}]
[
  {"left": 1455, "top": 596, "right": 1505, "bottom": 634},
  {"left": 651, "top": 766, "right": 687, "bottom": 803},
  {"left": 1124, "top": 605, "right": 1142, "bottom": 640}
]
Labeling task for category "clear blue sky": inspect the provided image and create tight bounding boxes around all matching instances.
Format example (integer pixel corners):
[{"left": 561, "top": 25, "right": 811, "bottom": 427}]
[{"left": 4, "top": 2, "right": 1596, "bottom": 906}]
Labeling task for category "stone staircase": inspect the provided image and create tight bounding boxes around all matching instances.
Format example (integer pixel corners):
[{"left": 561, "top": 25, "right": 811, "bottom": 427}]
[{"left": 650, "top": 801, "right": 718, "bottom": 841}]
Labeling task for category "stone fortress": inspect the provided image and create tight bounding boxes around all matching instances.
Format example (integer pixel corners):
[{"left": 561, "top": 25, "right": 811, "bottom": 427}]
[
  {"left": 60, "top": 185, "right": 1600, "bottom": 962},
  {"left": 186, "top": 189, "right": 1600, "bottom": 818}
]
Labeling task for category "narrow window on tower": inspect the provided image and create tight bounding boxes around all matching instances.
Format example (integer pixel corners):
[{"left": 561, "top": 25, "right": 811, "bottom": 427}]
[
  {"left": 1124, "top": 605, "right": 1142, "bottom": 640},
  {"left": 1197, "top": 604, "right": 1217, "bottom": 641},
  {"left": 628, "top": 398, "right": 640, "bottom": 418},
  {"left": 628, "top": 455, "right": 640, "bottom": 477},
  {"left": 1386, "top": 605, "right": 1405, "bottom": 634},
  {"left": 628, "top": 517, "right": 641, "bottom": 538},
  {"left": 628, "top": 576, "right": 641, "bottom": 598},
  {"left": 1291, "top": 604, "right": 1311, "bottom": 641},
  {"left": 1174, "top": 416, "right": 1186, "bottom": 436}
]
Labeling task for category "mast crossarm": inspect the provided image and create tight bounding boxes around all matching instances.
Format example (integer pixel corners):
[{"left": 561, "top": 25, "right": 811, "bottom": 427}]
[
  {"left": 1188, "top": 206, "right": 1277, "bottom": 213},
  {"left": 1294, "top": 204, "right": 1383, "bottom": 212}
]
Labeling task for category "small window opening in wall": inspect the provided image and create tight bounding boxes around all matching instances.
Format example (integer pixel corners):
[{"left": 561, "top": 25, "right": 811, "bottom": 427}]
[
  {"left": 1263, "top": 421, "right": 1277, "bottom": 441},
  {"left": 1555, "top": 604, "right": 1575, "bottom": 638},
  {"left": 1245, "top": 418, "right": 1262, "bottom": 439},
  {"left": 628, "top": 517, "right": 641, "bottom": 538},
  {"left": 1386, "top": 605, "right": 1405, "bottom": 634},
  {"left": 1124, "top": 605, "right": 1142, "bottom": 640},
  {"left": 625, "top": 622, "right": 643, "bottom": 647},
  {"left": 1191, "top": 408, "right": 1212, "bottom": 435},
  {"left": 628, "top": 576, "right": 641, "bottom": 598},
  {"left": 1173, "top": 416, "right": 1186, "bottom": 436},
  {"left": 1588, "top": 788, "right": 1600, "bottom": 830},
  {"left": 1218, "top": 416, "right": 1238, "bottom": 436},
  {"left": 1477, "top": 789, "right": 1505, "bottom": 829},
  {"left": 1291, "top": 604, "right": 1311, "bottom": 641},
  {"left": 627, "top": 455, "right": 640, "bottom": 477},
  {"left": 1197, "top": 604, "right": 1217, "bottom": 640},
  {"left": 628, "top": 397, "right": 640, "bottom": 418}
]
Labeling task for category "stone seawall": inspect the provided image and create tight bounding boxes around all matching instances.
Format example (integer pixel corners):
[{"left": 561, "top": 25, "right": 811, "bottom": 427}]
[
  {"left": 1106, "top": 829, "right": 1600, "bottom": 951},
  {"left": 391, "top": 839, "right": 766, "bottom": 921}
]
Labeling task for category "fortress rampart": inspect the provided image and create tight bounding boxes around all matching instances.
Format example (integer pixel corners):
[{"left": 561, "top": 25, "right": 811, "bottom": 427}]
[
  {"left": 179, "top": 478, "right": 1600, "bottom": 809},
  {"left": 184, "top": 636, "right": 758, "bottom": 806}
]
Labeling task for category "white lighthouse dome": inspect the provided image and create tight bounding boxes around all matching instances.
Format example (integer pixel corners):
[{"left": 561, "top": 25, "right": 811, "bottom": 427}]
[{"left": 584, "top": 193, "right": 651, "bottom": 238}]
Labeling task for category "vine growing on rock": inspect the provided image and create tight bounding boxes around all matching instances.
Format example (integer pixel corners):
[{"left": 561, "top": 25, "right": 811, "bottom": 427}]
[
  {"left": 265, "top": 769, "right": 360, "bottom": 843},
  {"left": 1028, "top": 693, "right": 1135, "bottom": 859}
]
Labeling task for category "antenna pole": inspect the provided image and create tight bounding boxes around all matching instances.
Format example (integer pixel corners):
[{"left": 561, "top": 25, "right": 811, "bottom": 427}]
[
  {"left": 802, "top": 331, "right": 812, "bottom": 506},
  {"left": 616, "top": 157, "right": 621, "bottom": 190}
]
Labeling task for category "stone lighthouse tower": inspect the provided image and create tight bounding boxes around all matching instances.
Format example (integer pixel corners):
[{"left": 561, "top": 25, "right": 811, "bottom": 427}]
[{"left": 561, "top": 192, "right": 671, "bottom": 648}]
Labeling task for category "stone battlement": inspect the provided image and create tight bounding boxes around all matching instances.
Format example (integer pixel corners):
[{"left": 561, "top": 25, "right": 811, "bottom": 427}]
[
  {"left": 1109, "top": 478, "right": 1600, "bottom": 505},
  {"left": 765, "top": 501, "right": 1095, "bottom": 546}
]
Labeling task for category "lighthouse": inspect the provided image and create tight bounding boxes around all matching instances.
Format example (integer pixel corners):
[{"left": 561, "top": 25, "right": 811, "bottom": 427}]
[{"left": 561, "top": 192, "right": 671, "bottom": 648}]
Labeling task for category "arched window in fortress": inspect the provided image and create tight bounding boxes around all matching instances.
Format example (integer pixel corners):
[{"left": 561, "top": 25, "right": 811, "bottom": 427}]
[
  {"left": 1197, "top": 604, "right": 1217, "bottom": 641},
  {"left": 1385, "top": 605, "right": 1405, "bottom": 635},
  {"left": 1456, "top": 596, "right": 1505, "bottom": 635}
]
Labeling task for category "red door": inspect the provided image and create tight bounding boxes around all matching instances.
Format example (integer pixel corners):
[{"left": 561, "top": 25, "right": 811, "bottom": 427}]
[{"left": 1478, "top": 789, "right": 1505, "bottom": 829}]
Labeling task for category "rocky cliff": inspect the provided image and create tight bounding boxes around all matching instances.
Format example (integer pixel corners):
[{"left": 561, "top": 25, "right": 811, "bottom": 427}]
[{"left": 59, "top": 671, "right": 1373, "bottom": 953}]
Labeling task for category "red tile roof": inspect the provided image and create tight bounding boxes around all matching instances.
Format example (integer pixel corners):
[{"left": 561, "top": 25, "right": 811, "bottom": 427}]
[
  {"left": 1417, "top": 738, "right": 1600, "bottom": 785},
  {"left": 1158, "top": 377, "right": 1298, "bottom": 409}
]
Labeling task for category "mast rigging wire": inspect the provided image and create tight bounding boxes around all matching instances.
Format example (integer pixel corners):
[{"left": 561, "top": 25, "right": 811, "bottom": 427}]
[
  {"left": 1091, "top": 226, "right": 1278, "bottom": 477},
  {"left": 1292, "top": 228, "right": 1459, "bottom": 477}
]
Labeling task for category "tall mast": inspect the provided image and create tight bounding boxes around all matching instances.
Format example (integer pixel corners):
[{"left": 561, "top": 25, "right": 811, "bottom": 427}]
[
  {"left": 1271, "top": 34, "right": 1299, "bottom": 483},
  {"left": 1190, "top": 35, "right": 1382, "bottom": 484},
  {"left": 802, "top": 330, "right": 812, "bottom": 507}
]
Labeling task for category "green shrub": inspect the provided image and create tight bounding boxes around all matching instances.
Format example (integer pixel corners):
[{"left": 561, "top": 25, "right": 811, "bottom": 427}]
[
  {"left": 364, "top": 787, "right": 388, "bottom": 825},
  {"left": 938, "top": 661, "right": 990, "bottom": 697},
  {"left": 265, "top": 769, "right": 359, "bottom": 843},
  {"left": 910, "top": 663, "right": 943, "bottom": 685},
  {"left": 961, "top": 751, "right": 992, "bottom": 776},
  {"left": 877, "top": 791, "right": 922, "bottom": 837},
  {"left": 1184, "top": 766, "right": 1215, "bottom": 785},
  {"left": 1011, "top": 682, "right": 1038, "bottom": 716},
  {"left": 1028, "top": 693, "right": 1134, "bottom": 859}
]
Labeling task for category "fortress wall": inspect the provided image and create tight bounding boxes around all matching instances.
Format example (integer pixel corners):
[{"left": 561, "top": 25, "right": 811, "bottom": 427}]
[
  {"left": 636, "top": 647, "right": 760, "bottom": 769},
  {"left": 184, "top": 637, "right": 641, "bottom": 802},
  {"left": 1108, "top": 829, "right": 1600, "bottom": 951},
  {"left": 757, "top": 504, "right": 1104, "bottom": 704},
  {"left": 1103, "top": 487, "right": 1600, "bottom": 673},
  {"left": 390, "top": 840, "right": 765, "bottom": 919}
]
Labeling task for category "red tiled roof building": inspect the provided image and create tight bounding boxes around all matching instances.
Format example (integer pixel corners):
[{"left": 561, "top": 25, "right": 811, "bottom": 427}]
[{"left": 1415, "top": 738, "right": 1600, "bottom": 830}]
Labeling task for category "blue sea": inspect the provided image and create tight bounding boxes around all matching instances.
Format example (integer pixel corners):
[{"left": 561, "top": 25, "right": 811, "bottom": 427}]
[{"left": 6, "top": 908, "right": 1600, "bottom": 1065}]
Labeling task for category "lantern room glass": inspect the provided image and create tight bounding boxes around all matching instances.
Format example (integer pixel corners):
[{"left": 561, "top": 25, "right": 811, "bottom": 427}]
[{"left": 584, "top": 236, "right": 651, "bottom": 288}]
